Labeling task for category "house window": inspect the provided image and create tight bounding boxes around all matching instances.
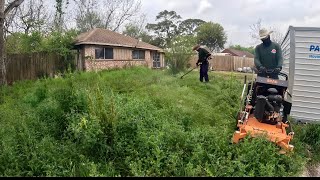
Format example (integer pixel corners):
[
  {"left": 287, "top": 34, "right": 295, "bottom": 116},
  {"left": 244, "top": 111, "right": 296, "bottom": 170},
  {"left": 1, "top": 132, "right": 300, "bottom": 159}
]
[
  {"left": 95, "top": 47, "right": 113, "bottom": 59},
  {"left": 153, "top": 52, "right": 161, "bottom": 68},
  {"left": 132, "top": 50, "right": 145, "bottom": 60}
]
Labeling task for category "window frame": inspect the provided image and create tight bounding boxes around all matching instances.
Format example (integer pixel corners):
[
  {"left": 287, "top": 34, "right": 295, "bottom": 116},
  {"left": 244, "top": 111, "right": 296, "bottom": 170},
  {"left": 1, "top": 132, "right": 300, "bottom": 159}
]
[
  {"left": 94, "top": 47, "right": 114, "bottom": 60},
  {"left": 132, "top": 49, "right": 145, "bottom": 60}
]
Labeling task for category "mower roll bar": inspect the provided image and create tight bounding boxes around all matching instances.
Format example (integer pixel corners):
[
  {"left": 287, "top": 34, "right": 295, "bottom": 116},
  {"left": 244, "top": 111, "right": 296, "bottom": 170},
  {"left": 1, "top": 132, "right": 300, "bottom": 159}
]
[
  {"left": 252, "top": 67, "right": 288, "bottom": 81},
  {"left": 279, "top": 72, "right": 288, "bottom": 81}
]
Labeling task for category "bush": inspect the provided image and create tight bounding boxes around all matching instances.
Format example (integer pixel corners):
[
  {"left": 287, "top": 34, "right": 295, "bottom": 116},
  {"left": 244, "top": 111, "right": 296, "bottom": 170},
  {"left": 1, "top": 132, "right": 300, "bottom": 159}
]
[
  {"left": 165, "top": 35, "right": 197, "bottom": 74},
  {"left": 297, "top": 124, "right": 320, "bottom": 163}
]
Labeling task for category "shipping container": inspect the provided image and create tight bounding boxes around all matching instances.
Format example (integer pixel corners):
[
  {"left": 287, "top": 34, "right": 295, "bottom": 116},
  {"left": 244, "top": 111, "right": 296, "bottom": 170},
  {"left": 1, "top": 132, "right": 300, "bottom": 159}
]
[{"left": 281, "top": 26, "right": 320, "bottom": 123}]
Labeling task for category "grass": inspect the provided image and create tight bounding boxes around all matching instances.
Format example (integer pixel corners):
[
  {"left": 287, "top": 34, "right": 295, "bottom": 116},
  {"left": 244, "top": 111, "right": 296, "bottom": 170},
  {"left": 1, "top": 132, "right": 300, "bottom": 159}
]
[{"left": 0, "top": 66, "right": 318, "bottom": 177}]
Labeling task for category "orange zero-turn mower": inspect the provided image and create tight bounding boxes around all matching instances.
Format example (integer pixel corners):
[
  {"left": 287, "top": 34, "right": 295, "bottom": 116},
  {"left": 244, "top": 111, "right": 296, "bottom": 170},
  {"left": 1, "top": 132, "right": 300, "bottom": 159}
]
[{"left": 232, "top": 69, "right": 295, "bottom": 153}]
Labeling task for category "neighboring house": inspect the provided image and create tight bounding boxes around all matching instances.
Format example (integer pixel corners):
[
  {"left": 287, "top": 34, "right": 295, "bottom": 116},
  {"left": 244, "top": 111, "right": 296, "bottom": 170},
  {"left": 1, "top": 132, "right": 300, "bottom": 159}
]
[
  {"left": 221, "top": 48, "right": 254, "bottom": 58},
  {"left": 73, "top": 28, "right": 165, "bottom": 71}
]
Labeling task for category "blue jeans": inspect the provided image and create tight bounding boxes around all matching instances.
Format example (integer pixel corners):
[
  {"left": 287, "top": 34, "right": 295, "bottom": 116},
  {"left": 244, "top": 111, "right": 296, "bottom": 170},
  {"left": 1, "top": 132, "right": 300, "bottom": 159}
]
[{"left": 200, "top": 62, "right": 209, "bottom": 82}]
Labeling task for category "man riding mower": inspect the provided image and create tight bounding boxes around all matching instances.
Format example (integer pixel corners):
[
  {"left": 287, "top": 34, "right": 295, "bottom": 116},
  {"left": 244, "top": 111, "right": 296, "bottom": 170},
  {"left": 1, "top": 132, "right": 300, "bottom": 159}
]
[{"left": 232, "top": 66, "right": 294, "bottom": 153}]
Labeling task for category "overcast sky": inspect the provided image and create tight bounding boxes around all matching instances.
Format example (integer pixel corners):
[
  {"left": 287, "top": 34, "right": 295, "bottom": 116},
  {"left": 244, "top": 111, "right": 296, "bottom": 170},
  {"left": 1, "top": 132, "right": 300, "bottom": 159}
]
[
  {"left": 139, "top": 0, "right": 320, "bottom": 47},
  {"left": 43, "top": 0, "right": 319, "bottom": 47}
]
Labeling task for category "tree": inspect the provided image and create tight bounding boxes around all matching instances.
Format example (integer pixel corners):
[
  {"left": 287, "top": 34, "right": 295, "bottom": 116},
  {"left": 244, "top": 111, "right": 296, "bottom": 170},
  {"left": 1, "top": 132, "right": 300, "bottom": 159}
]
[
  {"left": 122, "top": 13, "right": 147, "bottom": 38},
  {"left": 5, "top": 31, "right": 44, "bottom": 54},
  {"left": 0, "top": 0, "right": 25, "bottom": 85},
  {"left": 165, "top": 35, "right": 196, "bottom": 74},
  {"left": 123, "top": 23, "right": 141, "bottom": 38},
  {"left": 249, "top": 18, "right": 262, "bottom": 42},
  {"left": 102, "top": 0, "right": 142, "bottom": 32},
  {"left": 8, "top": 0, "right": 48, "bottom": 35},
  {"left": 269, "top": 26, "right": 284, "bottom": 44},
  {"left": 146, "top": 10, "right": 182, "bottom": 48},
  {"left": 122, "top": 13, "right": 157, "bottom": 45},
  {"left": 123, "top": 23, "right": 159, "bottom": 46},
  {"left": 178, "top": 18, "right": 206, "bottom": 36},
  {"left": 229, "top": 45, "right": 254, "bottom": 55},
  {"left": 196, "top": 22, "right": 227, "bottom": 52},
  {"left": 73, "top": 0, "right": 142, "bottom": 32},
  {"left": 74, "top": 0, "right": 103, "bottom": 33},
  {"left": 53, "top": 0, "right": 69, "bottom": 32}
]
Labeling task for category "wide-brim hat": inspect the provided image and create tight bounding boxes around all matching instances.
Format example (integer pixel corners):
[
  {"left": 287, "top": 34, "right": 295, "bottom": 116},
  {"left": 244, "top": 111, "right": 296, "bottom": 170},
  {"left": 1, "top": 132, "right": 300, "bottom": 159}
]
[
  {"left": 192, "top": 45, "right": 201, "bottom": 51},
  {"left": 259, "top": 28, "right": 273, "bottom": 40}
]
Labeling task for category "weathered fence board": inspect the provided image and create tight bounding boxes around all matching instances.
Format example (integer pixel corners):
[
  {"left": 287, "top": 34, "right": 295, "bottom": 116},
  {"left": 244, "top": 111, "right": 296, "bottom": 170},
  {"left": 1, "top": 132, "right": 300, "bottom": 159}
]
[
  {"left": 0, "top": 52, "right": 72, "bottom": 85},
  {"left": 190, "top": 55, "right": 254, "bottom": 71}
]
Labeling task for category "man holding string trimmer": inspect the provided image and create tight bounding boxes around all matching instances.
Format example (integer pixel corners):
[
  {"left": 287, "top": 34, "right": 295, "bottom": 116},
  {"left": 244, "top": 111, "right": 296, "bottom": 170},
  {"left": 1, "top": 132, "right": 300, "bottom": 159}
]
[{"left": 192, "top": 45, "right": 212, "bottom": 83}]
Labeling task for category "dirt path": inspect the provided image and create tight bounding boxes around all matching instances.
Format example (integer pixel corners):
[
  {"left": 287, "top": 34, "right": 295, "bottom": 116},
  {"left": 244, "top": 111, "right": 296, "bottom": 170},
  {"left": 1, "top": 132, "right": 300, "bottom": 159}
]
[{"left": 301, "top": 165, "right": 320, "bottom": 177}]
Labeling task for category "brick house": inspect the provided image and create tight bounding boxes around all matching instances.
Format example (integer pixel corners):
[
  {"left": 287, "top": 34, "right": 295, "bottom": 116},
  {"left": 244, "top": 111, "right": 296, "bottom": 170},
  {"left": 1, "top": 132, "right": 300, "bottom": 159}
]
[{"left": 74, "top": 28, "right": 165, "bottom": 71}]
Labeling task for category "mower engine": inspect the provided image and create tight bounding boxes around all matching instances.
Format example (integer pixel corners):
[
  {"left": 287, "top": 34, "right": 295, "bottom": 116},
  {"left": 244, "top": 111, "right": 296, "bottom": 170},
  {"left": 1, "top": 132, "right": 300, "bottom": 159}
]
[{"left": 254, "top": 88, "right": 284, "bottom": 124}]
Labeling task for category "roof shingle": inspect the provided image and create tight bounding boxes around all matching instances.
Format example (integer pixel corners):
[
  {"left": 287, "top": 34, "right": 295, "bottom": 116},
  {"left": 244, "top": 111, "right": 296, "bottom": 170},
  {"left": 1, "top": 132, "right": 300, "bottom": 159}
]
[{"left": 74, "top": 28, "right": 164, "bottom": 52}]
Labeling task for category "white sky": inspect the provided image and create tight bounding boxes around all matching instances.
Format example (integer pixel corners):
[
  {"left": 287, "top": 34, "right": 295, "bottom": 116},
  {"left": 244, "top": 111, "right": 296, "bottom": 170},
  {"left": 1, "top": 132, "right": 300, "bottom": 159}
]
[
  {"left": 140, "top": 0, "right": 320, "bottom": 47},
  {"left": 42, "top": 0, "right": 320, "bottom": 47}
]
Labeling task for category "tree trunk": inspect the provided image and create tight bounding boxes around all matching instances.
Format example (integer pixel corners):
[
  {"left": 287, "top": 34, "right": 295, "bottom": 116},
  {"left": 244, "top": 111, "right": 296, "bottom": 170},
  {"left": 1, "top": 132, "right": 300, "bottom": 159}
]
[
  {"left": 0, "top": 0, "right": 6, "bottom": 85},
  {"left": 0, "top": 0, "right": 24, "bottom": 85}
]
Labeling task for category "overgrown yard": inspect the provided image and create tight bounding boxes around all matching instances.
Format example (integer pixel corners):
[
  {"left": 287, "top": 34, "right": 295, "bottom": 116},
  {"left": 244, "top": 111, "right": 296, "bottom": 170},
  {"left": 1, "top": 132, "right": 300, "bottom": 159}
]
[{"left": 0, "top": 67, "right": 319, "bottom": 177}]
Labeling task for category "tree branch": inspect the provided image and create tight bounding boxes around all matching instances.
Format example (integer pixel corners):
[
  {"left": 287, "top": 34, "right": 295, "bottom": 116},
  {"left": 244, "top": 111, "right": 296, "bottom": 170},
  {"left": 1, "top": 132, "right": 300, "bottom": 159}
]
[{"left": 4, "top": 0, "right": 24, "bottom": 17}]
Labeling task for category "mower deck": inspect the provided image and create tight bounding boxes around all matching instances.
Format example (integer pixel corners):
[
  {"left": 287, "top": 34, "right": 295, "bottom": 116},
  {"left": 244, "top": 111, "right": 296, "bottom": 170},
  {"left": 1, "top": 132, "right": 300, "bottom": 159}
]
[{"left": 233, "top": 114, "right": 294, "bottom": 152}]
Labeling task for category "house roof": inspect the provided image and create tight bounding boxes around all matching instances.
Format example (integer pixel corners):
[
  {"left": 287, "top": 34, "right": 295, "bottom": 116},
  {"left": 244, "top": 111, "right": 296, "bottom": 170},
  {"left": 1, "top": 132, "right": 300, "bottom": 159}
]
[
  {"left": 221, "top": 48, "right": 254, "bottom": 58},
  {"left": 74, "top": 28, "right": 164, "bottom": 52}
]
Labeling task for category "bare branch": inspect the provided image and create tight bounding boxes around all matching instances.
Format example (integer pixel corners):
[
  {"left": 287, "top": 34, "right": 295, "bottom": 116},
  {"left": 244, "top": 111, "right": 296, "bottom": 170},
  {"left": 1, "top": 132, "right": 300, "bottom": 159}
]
[
  {"left": 74, "top": 0, "right": 103, "bottom": 32},
  {"left": 269, "top": 26, "right": 284, "bottom": 44},
  {"left": 4, "top": 0, "right": 24, "bottom": 16},
  {"left": 249, "top": 19, "right": 284, "bottom": 45},
  {"left": 9, "top": 0, "right": 48, "bottom": 34},
  {"left": 4, "top": 7, "right": 18, "bottom": 36},
  {"left": 249, "top": 18, "right": 262, "bottom": 40},
  {"left": 104, "top": 0, "right": 141, "bottom": 32}
]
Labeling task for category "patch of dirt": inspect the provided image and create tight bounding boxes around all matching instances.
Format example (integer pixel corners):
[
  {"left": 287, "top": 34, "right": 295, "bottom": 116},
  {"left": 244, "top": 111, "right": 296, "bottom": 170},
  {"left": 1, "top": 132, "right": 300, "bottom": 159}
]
[{"left": 301, "top": 164, "right": 320, "bottom": 177}]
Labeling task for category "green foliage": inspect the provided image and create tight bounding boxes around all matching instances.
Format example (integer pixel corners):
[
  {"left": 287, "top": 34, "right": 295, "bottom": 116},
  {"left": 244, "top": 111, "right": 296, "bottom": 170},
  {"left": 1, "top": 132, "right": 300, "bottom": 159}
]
[
  {"left": 197, "top": 22, "right": 227, "bottom": 52},
  {"left": 123, "top": 24, "right": 154, "bottom": 45},
  {"left": 146, "top": 10, "right": 182, "bottom": 48},
  {"left": 297, "top": 124, "right": 320, "bottom": 162},
  {"left": 178, "top": 19, "right": 206, "bottom": 35},
  {"left": 229, "top": 45, "right": 255, "bottom": 55},
  {"left": 54, "top": 0, "right": 69, "bottom": 32},
  {"left": 44, "top": 29, "right": 79, "bottom": 56},
  {"left": 5, "top": 30, "right": 79, "bottom": 71},
  {"left": 6, "top": 29, "right": 79, "bottom": 56},
  {"left": 123, "top": 24, "right": 143, "bottom": 39},
  {"left": 6, "top": 32, "right": 45, "bottom": 54},
  {"left": 0, "top": 67, "right": 318, "bottom": 177},
  {"left": 23, "top": 85, "right": 48, "bottom": 107},
  {"left": 165, "top": 35, "right": 197, "bottom": 74},
  {"left": 76, "top": 11, "right": 104, "bottom": 33}
]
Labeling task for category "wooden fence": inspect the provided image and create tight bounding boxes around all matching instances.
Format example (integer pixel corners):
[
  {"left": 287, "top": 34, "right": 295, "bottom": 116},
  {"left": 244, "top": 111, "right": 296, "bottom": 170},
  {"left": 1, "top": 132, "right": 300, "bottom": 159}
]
[
  {"left": 212, "top": 56, "right": 254, "bottom": 71},
  {"left": 190, "top": 55, "right": 254, "bottom": 71},
  {"left": 0, "top": 52, "right": 73, "bottom": 85}
]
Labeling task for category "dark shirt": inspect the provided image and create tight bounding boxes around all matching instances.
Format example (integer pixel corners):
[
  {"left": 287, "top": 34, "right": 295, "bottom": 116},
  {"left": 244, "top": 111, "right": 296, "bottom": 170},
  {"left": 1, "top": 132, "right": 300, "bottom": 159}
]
[
  {"left": 197, "top": 48, "right": 211, "bottom": 64},
  {"left": 254, "top": 42, "right": 283, "bottom": 69}
]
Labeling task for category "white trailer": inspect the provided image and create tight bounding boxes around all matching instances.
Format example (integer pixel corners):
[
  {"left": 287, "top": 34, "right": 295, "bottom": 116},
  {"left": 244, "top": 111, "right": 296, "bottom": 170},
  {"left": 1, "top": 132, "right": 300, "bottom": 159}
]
[{"left": 281, "top": 26, "right": 320, "bottom": 123}]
